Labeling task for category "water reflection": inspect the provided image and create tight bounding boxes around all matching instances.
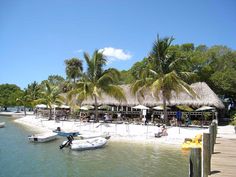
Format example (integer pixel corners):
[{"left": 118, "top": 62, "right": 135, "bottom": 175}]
[{"left": 0, "top": 116, "right": 188, "bottom": 177}]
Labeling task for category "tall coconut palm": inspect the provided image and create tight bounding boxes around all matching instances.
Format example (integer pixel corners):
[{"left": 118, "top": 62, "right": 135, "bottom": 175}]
[
  {"left": 36, "top": 81, "right": 63, "bottom": 120},
  {"left": 132, "top": 36, "right": 196, "bottom": 123},
  {"left": 65, "top": 58, "right": 83, "bottom": 83},
  {"left": 16, "top": 90, "right": 31, "bottom": 116},
  {"left": 27, "top": 81, "right": 41, "bottom": 108},
  {"left": 72, "top": 50, "right": 126, "bottom": 121}
]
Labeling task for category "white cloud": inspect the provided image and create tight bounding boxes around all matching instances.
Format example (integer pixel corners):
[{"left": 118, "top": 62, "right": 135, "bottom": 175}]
[
  {"left": 74, "top": 49, "right": 83, "bottom": 53},
  {"left": 98, "top": 47, "right": 132, "bottom": 61}
]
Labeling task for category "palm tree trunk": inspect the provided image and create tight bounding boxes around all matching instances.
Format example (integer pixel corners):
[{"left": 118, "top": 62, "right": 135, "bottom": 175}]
[
  {"left": 23, "top": 106, "right": 26, "bottom": 116},
  {"left": 94, "top": 95, "right": 98, "bottom": 122},
  {"left": 49, "top": 108, "right": 52, "bottom": 120},
  {"left": 163, "top": 96, "right": 168, "bottom": 125}
]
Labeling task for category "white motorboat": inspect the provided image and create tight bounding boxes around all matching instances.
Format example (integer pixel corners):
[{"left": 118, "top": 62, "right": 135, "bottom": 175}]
[
  {"left": 60, "top": 137, "right": 107, "bottom": 150},
  {"left": 0, "top": 122, "right": 5, "bottom": 128},
  {"left": 28, "top": 132, "right": 58, "bottom": 143},
  {"left": 74, "top": 132, "right": 110, "bottom": 140},
  {"left": 71, "top": 137, "right": 107, "bottom": 150}
]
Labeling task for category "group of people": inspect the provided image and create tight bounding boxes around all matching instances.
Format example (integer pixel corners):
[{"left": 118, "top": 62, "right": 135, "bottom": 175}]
[{"left": 168, "top": 111, "right": 191, "bottom": 127}]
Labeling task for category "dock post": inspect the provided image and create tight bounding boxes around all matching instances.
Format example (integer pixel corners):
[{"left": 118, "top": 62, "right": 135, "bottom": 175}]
[
  {"left": 202, "top": 133, "right": 211, "bottom": 177},
  {"left": 209, "top": 125, "right": 214, "bottom": 154},
  {"left": 189, "top": 148, "right": 201, "bottom": 177},
  {"left": 212, "top": 122, "right": 217, "bottom": 144}
]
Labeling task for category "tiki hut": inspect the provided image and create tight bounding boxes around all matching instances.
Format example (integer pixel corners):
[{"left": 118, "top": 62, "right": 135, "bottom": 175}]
[{"left": 82, "top": 82, "right": 224, "bottom": 109}]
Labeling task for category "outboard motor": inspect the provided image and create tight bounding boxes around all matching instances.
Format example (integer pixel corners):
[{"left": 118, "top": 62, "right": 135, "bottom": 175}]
[{"left": 59, "top": 135, "right": 74, "bottom": 149}]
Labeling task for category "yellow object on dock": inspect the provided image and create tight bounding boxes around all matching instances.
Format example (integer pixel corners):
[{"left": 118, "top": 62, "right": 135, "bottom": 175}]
[
  {"left": 182, "top": 141, "right": 202, "bottom": 150},
  {"left": 182, "top": 134, "right": 203, "bottom": 150}
]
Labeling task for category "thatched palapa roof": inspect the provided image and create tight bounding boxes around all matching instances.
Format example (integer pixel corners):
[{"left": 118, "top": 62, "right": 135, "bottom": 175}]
[{"left": 82, "top": 82, "right": 225, "bottom": 109}]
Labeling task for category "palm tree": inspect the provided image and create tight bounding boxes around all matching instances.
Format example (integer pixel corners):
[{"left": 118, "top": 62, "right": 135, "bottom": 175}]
[
  {"left": 65, "top": 58, "right": 83, "bottom": 83},
  {"left": 72, "top": 50, "right": 126, "bottom": 121},
  {"left": 36, "top": 81, "right": 63, "bottom": 120},
  {"left": 16, "top": 90, "right": 31, "bottom": 116},
  {"left": 27, "top": 81, "right": 41, "bottom": 108},
  {"left": 132, "top": 36, "right": 196, "bottom": 124}
]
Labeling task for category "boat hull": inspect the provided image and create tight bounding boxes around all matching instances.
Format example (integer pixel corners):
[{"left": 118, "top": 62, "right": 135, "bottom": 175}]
[
  {"left": 0, "top": 122, "right": 5, "bottom": 128},
  {"left": 28, "top": 132, "right": 58, "bottom": 143},
  {"left": 70, "top": 137, "right": 107, "bottom": 151}
]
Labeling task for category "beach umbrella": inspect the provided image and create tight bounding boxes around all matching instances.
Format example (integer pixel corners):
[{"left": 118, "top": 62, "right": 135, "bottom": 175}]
[
  {"left": 196, "top": 106, "right": 215, "bottom": 111},
  {"left": 51, "top": 104, "right": 58, "bottom": 108},
  {"left": 80, "top": 105, "right": 94, "bottom": 110},
  {"left": 98, "top": 105, "right": 111, "bottom": 110},
  {"left": 132, "top": 105, "right": 149, "bottom": 110},
  {"left": 35, "top": 104, "right": 47, "bottom": 108},
  {"left": 60, "top": 105, "right": 70, "bottom": 109},
  {"left": 153, "top": 105, "right": 170, "bottom": 110}
]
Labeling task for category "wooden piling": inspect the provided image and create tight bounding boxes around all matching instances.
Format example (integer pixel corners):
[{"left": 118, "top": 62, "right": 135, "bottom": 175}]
[
  {"left": 212, "top": 122, "right": 217, "bottom": 144},
  {"left": 189, "top": 148, "right": 201, "bottom": 177},
  {"left": 209, "top": 125, "right": 214, "bottom": 154},
  {"left": 202, "top": 133, "right": 211, "bottom": 177}
]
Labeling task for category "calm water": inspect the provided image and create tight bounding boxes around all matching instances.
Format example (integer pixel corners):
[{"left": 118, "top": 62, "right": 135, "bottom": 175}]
[{"left": 0, "top": 116, "right": 189, "bottom": 177}]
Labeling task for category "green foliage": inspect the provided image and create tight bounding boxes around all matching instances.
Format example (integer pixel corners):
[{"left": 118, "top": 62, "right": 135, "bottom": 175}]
[
  {"left": 0, "top": 84, "right": 23, "bottom": 109},
  {"left": 132, "top": 36, "right": 196, "bottom": 123},
  {"left": 65, "top": 58, "right": 83, "bottom": 83},
  {"left": 36, "top": 81, "right": 63, "bottom": 119},
  {"left": 229, "top": 111, "right": 236, "bottom": 125},
  {"left": 119, "top": 70, "right": 134, "bottom": 84},
  {"left": 203, "top": 112, "right": 212, "bottom": 120},
  {"left": 72, "top": 50, "right": 126, "bottom": 120},
  {"left": 47, "top": 75, "right": 65, "bottom": 87}
]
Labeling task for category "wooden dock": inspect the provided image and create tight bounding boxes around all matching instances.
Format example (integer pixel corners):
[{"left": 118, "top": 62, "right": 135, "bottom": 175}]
[{"left": 210, "top": 137, "right": 236, "bottom": 177}]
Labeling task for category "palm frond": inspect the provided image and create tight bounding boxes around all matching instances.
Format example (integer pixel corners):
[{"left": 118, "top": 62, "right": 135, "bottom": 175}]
[{"left": 101, "top": 84, "right": 126, "bottom": 102}]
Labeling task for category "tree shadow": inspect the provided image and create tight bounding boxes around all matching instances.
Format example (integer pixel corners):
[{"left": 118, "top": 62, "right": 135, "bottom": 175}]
[
  {"left": 213, "top": 151, "right": 221, "bottom": 154},
  {"left": 210, "top": 170, "right": 221, "bottom": 175}
]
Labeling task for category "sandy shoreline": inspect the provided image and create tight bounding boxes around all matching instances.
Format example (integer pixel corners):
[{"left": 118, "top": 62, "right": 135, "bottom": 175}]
[{"left": 8, "top": 114, "right": 235, "bottom": 146}]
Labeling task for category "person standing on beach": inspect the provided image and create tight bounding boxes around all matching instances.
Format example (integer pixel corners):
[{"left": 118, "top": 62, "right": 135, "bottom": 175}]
[{"left": 176, "top": 110, "right": 182, "bottom": 126}]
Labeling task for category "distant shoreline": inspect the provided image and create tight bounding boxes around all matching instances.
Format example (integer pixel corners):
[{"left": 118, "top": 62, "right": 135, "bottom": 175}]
[{"left": 0, "top": 111, "right": 32, "bottom": 118}]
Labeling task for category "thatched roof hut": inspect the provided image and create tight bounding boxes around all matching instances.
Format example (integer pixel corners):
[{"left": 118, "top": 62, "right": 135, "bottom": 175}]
[{"left": 82, "top": 82, "right": 224, "bottom": 109}]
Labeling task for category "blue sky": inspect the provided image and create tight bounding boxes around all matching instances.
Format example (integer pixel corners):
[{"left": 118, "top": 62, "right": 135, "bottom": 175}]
[{"left": 0, "top": 0, "right": 235, "bottom": 89}]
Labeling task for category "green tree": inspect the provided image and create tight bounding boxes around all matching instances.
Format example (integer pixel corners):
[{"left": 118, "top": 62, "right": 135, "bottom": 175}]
[
  {"left": 26, "top": 81, "right": 42, "bottom": 108},
  {"left": 119, "top": 70, "right": 134, "bottom": 84},
  {"left": 47, "top": 75, "right": 65, "bottom": 87},
  {"left": 16, "top": 90, "right": 31, "bottom": 116},
  {"left": 72, "top": 50, "right": 126, "bottom": 121},
  {"left": 0, "top": 84, "right": 22, "bottom": 111},
  {"left": 36, "top": 81, "right": 63, "bottom": 120},
  {"left": 130, "top": 58, "right": 149, "bottom": 79},
  {"left": 132, "top": 36, "right": 196, "bottom": 123},
  {"left": 65, "top": 58, "right": 83, "bottom": 83}
]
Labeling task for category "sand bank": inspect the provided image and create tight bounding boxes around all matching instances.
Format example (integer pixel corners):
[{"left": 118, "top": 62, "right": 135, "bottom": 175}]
[{"left": 13, "top": 115, "right": 225, "bottom": 145}]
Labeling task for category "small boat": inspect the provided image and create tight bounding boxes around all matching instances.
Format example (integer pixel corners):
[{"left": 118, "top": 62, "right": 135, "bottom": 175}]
[
  {"left": 60, "top": 137, "right": 107, "bottom": 150},
  {"left": 0, "top": 122, "right": 5, "bottom": 128},
  {"left": 71, "top": 137, "right": 107, "bottom": 151},
  {"left": 28, "top": 132, "right": 58, "bottom": 143},
  {"left": 74, "top": 132, "right": 111, "bottom": 140},
  {"left": 53, "top": 127, "right": 80, "bottom": 137}
]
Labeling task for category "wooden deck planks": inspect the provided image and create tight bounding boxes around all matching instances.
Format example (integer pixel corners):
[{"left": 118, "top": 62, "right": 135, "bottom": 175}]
[{"left": 210, "top": 138, "right": 236, "bottom": 177}]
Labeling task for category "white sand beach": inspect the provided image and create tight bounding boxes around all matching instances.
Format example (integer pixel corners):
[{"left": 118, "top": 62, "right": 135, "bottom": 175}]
[{"left": 14, "top": 115, "right": 236, "bottom": 146}]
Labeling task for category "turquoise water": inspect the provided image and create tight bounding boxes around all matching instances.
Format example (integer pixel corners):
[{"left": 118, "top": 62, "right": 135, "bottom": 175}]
[{"left": 0, "top": 116, "right": 189, "bottom": 177}]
